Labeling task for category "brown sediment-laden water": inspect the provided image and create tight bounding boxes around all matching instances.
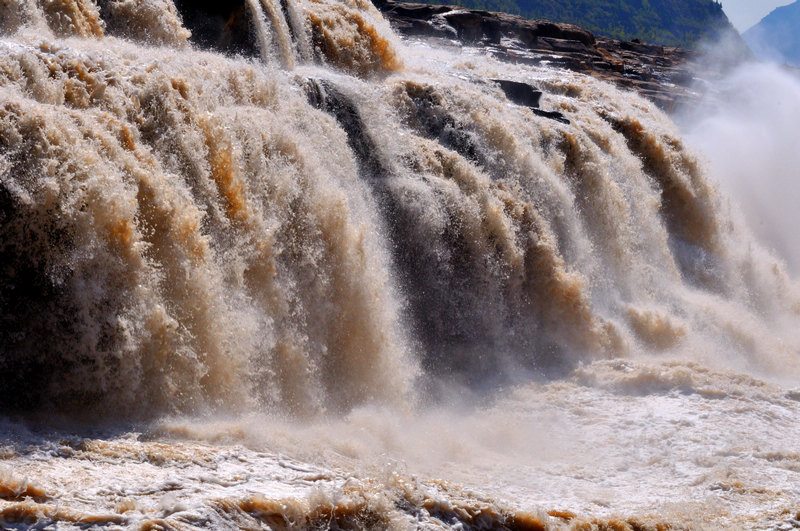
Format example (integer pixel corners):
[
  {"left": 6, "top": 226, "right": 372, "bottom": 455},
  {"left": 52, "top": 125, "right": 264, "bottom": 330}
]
[{"left": 1, "top": 0, "right": 800, "bottom": 529}]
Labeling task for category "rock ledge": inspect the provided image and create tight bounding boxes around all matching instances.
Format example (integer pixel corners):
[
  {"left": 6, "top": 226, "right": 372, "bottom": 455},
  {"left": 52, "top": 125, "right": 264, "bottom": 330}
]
[{"left": 376, "top": 0, "right": 747, "bottom": 111}]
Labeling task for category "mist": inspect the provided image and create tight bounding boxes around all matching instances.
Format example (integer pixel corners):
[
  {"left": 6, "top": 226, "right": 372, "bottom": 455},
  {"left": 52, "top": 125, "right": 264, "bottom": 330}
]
[{"left": 680, "top": 62, "right": 800, "bottom": 275}]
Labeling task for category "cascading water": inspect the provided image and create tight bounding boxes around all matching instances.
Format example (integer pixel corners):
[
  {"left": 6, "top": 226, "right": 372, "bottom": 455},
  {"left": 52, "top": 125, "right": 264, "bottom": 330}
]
[
  {"left": 258, "top": 0, "right": 297, "bottom": 67},
  {"left": 1, "top": 0, "right": 799, "bottom": 529},
  {"left": 283, "top": 0, "right": 313, "bottom": 61},
  {"left": 247, "top": 0, "right": 280, "bottom": 64}
]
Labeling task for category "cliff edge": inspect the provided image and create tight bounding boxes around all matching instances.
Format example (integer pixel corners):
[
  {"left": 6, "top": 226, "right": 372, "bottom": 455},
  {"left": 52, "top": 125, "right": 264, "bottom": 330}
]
[{"left": 376, "top": 0, "right": 751, "bottom": 112}]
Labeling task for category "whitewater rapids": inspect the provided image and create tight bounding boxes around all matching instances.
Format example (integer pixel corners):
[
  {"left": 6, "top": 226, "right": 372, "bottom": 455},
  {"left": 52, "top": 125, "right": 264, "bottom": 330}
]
[{"left": 0, "top": 0, "right": 799, "bottom": 529}]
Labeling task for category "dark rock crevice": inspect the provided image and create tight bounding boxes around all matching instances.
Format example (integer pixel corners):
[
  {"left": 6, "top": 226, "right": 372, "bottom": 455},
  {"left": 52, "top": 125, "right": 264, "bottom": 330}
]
[{"left": 170, "top": 0, "right": 260, "bottom": 56}]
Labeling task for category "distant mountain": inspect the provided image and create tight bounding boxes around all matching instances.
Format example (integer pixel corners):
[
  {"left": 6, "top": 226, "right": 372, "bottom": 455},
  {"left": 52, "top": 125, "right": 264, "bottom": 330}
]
[
  {"left": 743, "top": 1, "right": 800, "bottom": 66},
  {"left": 395, "top": 0, "right": 737, "bottom": 48}
]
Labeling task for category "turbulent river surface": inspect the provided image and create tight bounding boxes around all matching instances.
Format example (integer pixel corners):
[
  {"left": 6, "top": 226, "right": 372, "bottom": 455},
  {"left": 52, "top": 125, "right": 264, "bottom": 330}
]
[{"left": 1, "top": 0, "right": 799, "bottom": 529}]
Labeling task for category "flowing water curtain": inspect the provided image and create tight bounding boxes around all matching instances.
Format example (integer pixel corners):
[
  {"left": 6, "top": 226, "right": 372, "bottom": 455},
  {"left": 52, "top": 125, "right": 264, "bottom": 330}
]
[
  {"left": 0, "top": 3, "right": 415, "bottom": 416},
  {"left": 1, "top": 0, "right": 799, "bottom": 419}
]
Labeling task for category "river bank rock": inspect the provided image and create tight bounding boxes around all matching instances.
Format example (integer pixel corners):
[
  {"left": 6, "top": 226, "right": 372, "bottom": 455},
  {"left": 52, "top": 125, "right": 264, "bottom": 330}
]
[{"left": 374, "top": 0, "right": 749, "bottom": 112}]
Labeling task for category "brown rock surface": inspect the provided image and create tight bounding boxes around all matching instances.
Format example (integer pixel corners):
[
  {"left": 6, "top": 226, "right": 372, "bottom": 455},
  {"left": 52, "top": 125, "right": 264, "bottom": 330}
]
[{"left": 375, "top": 0, "right": 748, "bottom": 112}]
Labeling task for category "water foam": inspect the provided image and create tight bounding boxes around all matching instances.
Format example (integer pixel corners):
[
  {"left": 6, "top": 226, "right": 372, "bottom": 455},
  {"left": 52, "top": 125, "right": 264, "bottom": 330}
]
[{"left": 0, "top": 0, "right": 798, "bottom": 420}]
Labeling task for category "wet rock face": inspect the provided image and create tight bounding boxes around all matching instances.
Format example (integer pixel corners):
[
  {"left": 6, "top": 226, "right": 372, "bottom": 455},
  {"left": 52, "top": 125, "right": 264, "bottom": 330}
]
[
  {"left": 374, "top": 0, "right": 745, "bottom": 113},
  {"left": 440, "top": 10, "right": 595, "bottom": 50},
  {"left": 491, "top": 79, "right": 542, "bottom": 108},
  {"left": 374, "top": 0, "right": 594, "bottom": 48},
  {"left": 490, "top": 79, "right": 570, "bottom": 123},
  {"left": 172, "top": 0, "right": 259, "bottom": 56}
]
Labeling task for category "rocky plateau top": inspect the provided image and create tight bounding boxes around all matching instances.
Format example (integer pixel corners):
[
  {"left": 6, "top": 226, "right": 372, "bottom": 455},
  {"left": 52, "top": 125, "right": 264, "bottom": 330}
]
[{"left": 375, "top": 0, "right": 751, "bottom": 112}]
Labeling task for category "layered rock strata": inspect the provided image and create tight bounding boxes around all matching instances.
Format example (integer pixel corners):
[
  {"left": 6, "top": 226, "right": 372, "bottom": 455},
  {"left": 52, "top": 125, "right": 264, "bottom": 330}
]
[{"left": 375, "top": 0, "right": 748, "bottom": 111}]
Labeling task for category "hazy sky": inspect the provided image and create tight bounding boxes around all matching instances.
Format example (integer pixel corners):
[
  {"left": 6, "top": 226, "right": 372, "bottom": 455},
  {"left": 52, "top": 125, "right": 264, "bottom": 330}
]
[{"left": 720, "top": 0, "right": 794, "bottom": 32}]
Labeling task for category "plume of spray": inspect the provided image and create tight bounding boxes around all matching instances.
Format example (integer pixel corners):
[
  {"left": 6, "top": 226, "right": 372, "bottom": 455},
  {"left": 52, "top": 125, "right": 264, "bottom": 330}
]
[{"left": 680, "top": 61, "right": 800, "bottom": 275}]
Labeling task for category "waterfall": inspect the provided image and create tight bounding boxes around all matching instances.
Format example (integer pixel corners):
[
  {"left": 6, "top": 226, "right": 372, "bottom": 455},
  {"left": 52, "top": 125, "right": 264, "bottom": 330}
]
[
  {"left": 283, "top": 0, "right": 313, "bottom": 61},
  {"left": 0, "top": 0, "right": 798, "bottom": 417},
  {"left": 244, "top": 0, "right": 272, "bottom": 63},
  {"left": 2, "top": 1, "right": 800, "bottom": 529},
  {"left": 258, "top": 0, "right": 298, "bottom": 68}
]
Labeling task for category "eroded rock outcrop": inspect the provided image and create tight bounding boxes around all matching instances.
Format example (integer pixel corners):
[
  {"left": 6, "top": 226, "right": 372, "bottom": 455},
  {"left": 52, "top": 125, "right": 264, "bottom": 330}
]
[{"left": 375, "top": 0, "right": 749, "bottom": 112}]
